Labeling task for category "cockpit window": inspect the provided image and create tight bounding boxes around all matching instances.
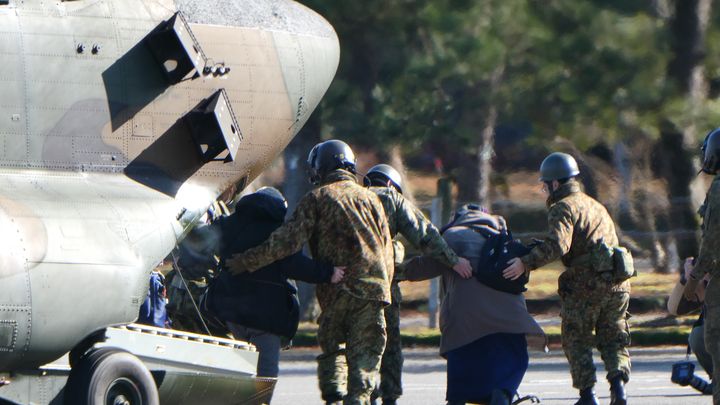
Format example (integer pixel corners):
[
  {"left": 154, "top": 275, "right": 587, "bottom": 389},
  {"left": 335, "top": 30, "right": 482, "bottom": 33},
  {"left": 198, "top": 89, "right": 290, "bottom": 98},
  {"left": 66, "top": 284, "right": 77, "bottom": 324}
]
[{"left": 0, "top": 0, "right": 9, "bottom": 5}]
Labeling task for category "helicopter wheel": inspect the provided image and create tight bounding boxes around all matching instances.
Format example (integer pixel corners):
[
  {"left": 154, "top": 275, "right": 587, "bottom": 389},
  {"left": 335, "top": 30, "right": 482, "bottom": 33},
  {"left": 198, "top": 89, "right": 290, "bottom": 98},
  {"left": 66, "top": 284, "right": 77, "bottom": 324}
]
[{"left": 64, "top": 348, "right": 159, "bottom": 405}]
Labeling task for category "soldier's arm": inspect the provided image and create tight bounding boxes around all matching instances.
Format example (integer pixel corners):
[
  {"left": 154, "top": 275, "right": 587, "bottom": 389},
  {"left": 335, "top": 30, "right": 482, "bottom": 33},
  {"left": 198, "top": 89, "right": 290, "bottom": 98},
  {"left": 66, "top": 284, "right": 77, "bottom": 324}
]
[
  {"left": 692, "top": 182, "right": 720, "bottom": 279},
  {"left": 401, "top": 256, "right": 447, "bottom": 281},
  {"left": 227, "top": 195, "right": 317, "bottom": 273},
  {"left": 521, "top": 201, "right": 574, "bottom": 271},
  {"left": 395, "top": 194, "right": 459, "bottom": 267},
  {"left": 279, "top": 251, "right": 334, "bottom": 284}
]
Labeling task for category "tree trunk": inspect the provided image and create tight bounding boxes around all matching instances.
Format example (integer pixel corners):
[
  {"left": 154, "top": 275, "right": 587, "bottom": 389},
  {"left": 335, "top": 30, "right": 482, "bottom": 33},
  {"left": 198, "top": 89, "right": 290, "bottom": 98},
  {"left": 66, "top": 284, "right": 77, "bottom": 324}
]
[
  {"left": 613, "top": 142, "right": 633, "bottom": 227},
  {"left": 660, "top": 0, "right": 712, "bottom": 268},
  {"left": 634, "top": 140, "right": 670, "bottom": 272},
  {"left": 388, "top": 145, "right": 416, "bottom": 204},
  {"left": 456, "top": 66, "right": 504, "bottom": 207},
  {"left": 455, "top": 152, "right": 480, "bottom": 206},
  {"left": 658, "top": 124, "right": 700, "bottom": 266},
  {"left": 612, "top": 141, "right": 643, "bottom": 252},
  {"left": 282, "top": 110, "right": 322, "bottom": 321},
  {"left": 477, "top": 105, "right": 497, "bottom": 208}
]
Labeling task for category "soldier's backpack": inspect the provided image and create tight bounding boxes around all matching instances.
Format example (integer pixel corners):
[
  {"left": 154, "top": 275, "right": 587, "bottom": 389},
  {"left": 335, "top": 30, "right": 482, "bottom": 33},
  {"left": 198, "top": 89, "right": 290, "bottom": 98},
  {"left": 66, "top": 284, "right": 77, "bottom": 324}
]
[
  {"left": 137, "top": 270, "right": 170, "bottom": 328},
  {"left": 474, "top": 229, "right": 534, "bottom": 295}
]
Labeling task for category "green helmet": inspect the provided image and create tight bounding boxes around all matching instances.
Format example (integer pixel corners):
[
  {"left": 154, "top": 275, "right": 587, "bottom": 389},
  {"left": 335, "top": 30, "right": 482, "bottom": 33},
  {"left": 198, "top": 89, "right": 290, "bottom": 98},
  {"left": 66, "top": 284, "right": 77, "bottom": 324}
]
[
  {"left": 363, "top": 164, "right": 403, "bottom": 194},
  {"left": 539, "top": 152, "right": 580, "bottom": 182},
  {"left": 701, "top": 128, "right": 720, "bottom": 175}
]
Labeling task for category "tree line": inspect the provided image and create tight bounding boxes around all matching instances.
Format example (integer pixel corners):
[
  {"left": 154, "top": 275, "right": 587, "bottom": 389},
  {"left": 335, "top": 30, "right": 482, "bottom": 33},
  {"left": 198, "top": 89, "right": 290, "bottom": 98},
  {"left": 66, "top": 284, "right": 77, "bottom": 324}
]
[{"left": 284, "top": 0, "right": 720, "bottom": 274}]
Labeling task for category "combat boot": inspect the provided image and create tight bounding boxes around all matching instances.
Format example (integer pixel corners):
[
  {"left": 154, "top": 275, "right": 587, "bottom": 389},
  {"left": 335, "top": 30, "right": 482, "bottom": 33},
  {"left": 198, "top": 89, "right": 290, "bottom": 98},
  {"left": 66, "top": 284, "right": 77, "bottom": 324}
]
[
  {"left": 609, "top": 376, "right": 627, "bottom": 405},
  {"left": 573, "top": 387, "right": 599, "bottom": 405},
  {"left": 489, "top": 388, "right": 511, "bottom": 405}
]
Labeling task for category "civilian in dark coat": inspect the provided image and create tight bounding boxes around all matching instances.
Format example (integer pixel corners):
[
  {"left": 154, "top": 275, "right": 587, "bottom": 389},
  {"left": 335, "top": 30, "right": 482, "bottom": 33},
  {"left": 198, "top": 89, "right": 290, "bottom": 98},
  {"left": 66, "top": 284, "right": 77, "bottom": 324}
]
[{"left": 206, "top": 187, "right": 340, "bottom": 377}]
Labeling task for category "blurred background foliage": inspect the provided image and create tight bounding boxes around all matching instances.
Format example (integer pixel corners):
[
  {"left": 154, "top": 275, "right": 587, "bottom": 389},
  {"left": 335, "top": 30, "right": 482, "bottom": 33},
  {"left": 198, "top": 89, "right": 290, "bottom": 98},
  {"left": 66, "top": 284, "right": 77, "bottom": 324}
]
[{"left": 277, "top": 0, "right": 720, "bottom": 275}]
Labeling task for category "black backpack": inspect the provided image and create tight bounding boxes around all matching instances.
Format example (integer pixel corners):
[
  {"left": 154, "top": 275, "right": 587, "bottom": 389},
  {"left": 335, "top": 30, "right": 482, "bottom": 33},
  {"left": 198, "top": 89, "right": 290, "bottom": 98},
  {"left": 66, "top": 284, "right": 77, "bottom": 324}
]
[{"left": 474, "top": 229, "right": 534, "bottom": 295}]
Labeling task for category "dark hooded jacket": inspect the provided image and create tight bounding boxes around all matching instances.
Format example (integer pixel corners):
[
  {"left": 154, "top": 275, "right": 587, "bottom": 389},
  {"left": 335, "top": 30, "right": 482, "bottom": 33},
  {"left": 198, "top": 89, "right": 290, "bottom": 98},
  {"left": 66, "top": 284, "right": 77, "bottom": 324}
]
[{"left": 207, "top": 189, "right": 333, "bottom": 339}]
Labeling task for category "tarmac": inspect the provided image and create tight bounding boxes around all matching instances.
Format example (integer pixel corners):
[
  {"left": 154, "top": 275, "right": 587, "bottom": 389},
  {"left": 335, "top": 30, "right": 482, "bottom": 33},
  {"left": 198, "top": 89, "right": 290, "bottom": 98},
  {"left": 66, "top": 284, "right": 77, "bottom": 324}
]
[{"left": 272, "top": 346, "right": 711, "bottom": 404}]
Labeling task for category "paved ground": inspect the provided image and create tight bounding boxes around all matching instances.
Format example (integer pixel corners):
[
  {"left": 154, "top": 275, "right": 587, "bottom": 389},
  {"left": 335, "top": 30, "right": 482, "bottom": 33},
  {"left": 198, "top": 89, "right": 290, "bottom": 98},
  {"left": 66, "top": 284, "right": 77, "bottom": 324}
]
[{"left": 272, "top": 346, "right": 711, "bottom": 404}]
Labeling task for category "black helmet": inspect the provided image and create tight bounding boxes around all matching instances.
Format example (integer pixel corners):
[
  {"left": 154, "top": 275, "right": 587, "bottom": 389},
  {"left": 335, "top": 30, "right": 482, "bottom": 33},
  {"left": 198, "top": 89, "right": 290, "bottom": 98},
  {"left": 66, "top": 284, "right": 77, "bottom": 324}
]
[
  {"left": 307, "top": 140, "right": 357, "bottom": 184},
  {"left": 363, "top": 164, "right": 403, "bottom": 193},
  {"left": 701, "top": 128, "right": 720, "bottom": 175},
  {"left": 539, "top": 152, "right": 580, "bottom": 182}
]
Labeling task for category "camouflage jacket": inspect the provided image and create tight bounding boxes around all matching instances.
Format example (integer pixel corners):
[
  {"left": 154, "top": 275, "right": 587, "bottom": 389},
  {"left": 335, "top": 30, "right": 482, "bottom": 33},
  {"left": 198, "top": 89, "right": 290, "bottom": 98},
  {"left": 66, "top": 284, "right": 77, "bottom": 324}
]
[
  {"left": 692, "top": 176, "right": 720, "bottom": 279},
  {"left": 370, "top": 186, "right": 458, "bottom": 269},
  {"left": 229, "top": 170, "right": 394, "bottom": 304},
  {"left": 520, "top": 180, "right": 629, "bottom": 292}
]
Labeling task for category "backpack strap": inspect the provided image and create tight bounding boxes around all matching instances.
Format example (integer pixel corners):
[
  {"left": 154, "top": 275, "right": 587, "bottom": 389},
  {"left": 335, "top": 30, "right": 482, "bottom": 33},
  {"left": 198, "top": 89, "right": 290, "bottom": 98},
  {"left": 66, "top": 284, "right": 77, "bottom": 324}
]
[
  {"left": 469, "top": 225, "right": 498, "bottom": 239},
  {"left": 477, "top": 228, "right": 507, "bottom": 269}
]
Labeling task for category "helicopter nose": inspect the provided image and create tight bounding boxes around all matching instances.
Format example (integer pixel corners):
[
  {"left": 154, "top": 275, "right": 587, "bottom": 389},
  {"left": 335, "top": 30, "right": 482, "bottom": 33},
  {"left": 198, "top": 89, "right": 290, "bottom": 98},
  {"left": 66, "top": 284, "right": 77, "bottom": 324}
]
[{"left": 272, "top": 2, "right": 340, "bottom": 135}]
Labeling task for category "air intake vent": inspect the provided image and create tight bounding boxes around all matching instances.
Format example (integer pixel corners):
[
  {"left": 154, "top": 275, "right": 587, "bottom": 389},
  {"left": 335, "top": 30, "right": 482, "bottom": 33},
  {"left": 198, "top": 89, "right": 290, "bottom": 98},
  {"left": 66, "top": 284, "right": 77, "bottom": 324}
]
[
  {"left": 184, "top": 89, "right": 242, "bottom": 163},
  {"left": 145, "top": 12, "right": 206, "bottom": 84}
]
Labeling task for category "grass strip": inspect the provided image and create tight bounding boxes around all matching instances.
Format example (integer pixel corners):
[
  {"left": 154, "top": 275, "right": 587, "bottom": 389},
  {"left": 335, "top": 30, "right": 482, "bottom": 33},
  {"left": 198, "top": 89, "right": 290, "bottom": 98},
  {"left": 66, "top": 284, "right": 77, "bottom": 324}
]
[{"left": 291, "top": 325, "right": 690, "bottom": 348}]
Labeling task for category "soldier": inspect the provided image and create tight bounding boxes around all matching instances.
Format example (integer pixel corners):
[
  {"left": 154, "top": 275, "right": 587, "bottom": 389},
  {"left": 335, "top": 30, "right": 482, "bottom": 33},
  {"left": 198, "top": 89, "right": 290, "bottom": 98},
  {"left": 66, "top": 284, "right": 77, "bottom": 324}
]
[
  {"left": 166, "top": 204, "right": 226, "bottom": 335},
  {"left": 684, "top": 127, "right": 720, "bottom": 405},
  {"left": 503, "top": 152, "right": 630, "bottom": 405},
  {"left": 226, "top": 139, "right": 394, "bottom": 405},
  {"left": 362, "top": 164, "right": 472, "bottom": 405}
]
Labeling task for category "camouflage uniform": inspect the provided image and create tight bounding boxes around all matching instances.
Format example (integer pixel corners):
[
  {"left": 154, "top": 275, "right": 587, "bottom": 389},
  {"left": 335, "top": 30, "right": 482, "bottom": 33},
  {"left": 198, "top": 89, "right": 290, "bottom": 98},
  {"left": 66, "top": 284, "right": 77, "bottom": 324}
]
[
  {"left": 229, "top": 170, "right": 394, "bottom": 405},
  {"left": 690, "top": 176, "right": 720, "bottom": 404},
  {"left": 165, "top": 271, "right": 208, "bottom": 333},
  {"left": 358, "top": 186, "right": 458, "bottom": 403},
  {"left": 520, "top": 180, "right": 631, "bottom": 390}
]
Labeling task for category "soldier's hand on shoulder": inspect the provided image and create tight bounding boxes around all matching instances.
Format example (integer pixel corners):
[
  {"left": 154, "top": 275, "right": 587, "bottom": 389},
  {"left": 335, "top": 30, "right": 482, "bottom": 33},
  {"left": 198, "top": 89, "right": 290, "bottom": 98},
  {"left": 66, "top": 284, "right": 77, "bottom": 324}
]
[{"left": 452, "top": 257, "right": 473, "bottom": 279}]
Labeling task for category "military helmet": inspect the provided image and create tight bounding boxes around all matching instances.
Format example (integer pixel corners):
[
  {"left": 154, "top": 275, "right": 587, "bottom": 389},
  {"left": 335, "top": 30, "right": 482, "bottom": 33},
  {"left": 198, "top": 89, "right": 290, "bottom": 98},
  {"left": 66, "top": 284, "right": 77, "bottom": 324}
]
[
  {"left": 363, "top": 164, "right": 403, "bottom": 194},
  {"left": 307, "top": 139, "right": 357, "bottom": 184},
  {"left": 701, "top": 128, "right": 720, "bottom": 175},
  {"left": 539, "top": 152, "right": 580, "bottom": 182}
]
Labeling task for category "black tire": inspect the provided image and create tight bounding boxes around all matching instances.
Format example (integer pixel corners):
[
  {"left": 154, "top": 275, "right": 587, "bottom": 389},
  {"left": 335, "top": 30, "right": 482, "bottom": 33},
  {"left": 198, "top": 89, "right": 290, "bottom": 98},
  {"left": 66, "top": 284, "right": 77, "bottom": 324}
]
[
  {"left": 69, "top": 329, "right": 107, "bottom": 369},
  {"left": 64, "top": 348, "right": 159, "bottom": 405}
]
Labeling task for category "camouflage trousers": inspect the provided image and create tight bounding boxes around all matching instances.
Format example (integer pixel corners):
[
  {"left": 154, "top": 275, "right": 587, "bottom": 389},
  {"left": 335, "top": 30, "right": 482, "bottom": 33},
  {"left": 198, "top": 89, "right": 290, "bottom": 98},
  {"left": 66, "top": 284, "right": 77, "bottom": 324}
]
[
  {"left": 166, "top": 279, "right": 208, "bottom": 334},
  {"left": 376, "top": 281, "right": 403, "bottom": 402},
  {"left": 703, "top": 277, "right": 720, "bottom": 404},
  {"left": 560, "top": 290, "right": 631, "bottom": 389},
  {"left": 317, "top": 290, "right": 387, "bottom": 405}
]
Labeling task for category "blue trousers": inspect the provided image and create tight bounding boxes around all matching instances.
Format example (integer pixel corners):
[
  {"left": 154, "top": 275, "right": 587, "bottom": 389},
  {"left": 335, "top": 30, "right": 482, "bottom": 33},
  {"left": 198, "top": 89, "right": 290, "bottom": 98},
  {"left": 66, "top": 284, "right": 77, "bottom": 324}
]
[{"left": 446, "top": 333, "right": 529, "bottom": 403}]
